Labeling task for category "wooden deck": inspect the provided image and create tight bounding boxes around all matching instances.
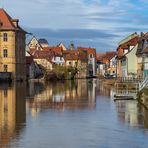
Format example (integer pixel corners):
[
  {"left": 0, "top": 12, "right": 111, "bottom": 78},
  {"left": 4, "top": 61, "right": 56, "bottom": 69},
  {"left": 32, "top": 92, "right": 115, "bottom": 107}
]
[{"left": 114, "top": 94, "right": 136, "bottom": 101}]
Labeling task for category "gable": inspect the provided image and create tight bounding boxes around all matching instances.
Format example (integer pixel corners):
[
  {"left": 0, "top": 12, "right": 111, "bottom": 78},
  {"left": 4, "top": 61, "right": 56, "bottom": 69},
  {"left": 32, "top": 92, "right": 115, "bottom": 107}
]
[
  {"left": 126, "top": 44, "right": 138, "bottom": 59},
  {"left": 28, "top": 37, "right": 40, "bottom": 48}
]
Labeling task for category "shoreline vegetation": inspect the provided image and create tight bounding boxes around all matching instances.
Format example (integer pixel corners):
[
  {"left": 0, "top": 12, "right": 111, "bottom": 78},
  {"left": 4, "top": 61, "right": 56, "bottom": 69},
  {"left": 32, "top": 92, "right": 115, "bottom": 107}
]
[{"left": 44, "top": 65, "right": 78, "bottom": 81}]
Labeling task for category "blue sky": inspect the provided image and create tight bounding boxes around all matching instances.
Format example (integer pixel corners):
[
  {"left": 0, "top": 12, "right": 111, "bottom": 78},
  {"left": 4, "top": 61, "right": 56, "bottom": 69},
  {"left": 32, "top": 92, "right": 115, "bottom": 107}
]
[{"left": 2, "top": 0, "right": 148, "bottom": 52}]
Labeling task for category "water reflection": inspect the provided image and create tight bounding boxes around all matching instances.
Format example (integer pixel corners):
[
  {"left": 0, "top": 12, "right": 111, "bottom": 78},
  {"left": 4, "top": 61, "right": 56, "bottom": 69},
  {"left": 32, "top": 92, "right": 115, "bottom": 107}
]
[
  {"left": 0, "top": 83, "right": 26, "bottom": 147},
  {"left": 96, "top": 81, "right": 112, "bottom": 96},
  {"left": 115, "top": 100, "right": 148, "bottom": 130},
  {"left": 26, "top": 80, "right": 97, "bottom": 114},
  {"left": 1, "top": 80, "right": 148, "bottom": 147}
]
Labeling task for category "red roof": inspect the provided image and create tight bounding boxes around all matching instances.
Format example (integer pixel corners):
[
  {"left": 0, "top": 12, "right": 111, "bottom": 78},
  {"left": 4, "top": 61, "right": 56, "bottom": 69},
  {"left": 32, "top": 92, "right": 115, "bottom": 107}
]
[
  {"left": 96, "top": 53, "right": 105, "bottom": 61},
  {"left": 64, "top": 54, "right": 79, "bottom": 61},
  {"left": 31, "top": 50, "right": 53, "bottom": 62},
  {"left": 63, "top": 50, "right": 78, "bottom": 54},
  {"left": 78, "top": 47, "right": 96, "bottom": 55},
  {"left": 63, "top": 49, "right": 87, "bottom": 61},
  {"left": 117, "top": 36, "right": 139, "bottom": 58},
  {"left": 29, "top": 46, "right": 63, "bottom": 56},
  {"left": 49, "top": 47, "right": 63, "bottom": 55},
  {"left": 119, "top": 36, "right": 139, "bottom": 49},
  {"left": 0, "top": 8, "right": 26, "bottom": 32},
  {"left": 97, "top": 51, "right": 116, "bottom": 64},
  {"left": 0, "top": 9, "right": 15, "bottom": 29}
]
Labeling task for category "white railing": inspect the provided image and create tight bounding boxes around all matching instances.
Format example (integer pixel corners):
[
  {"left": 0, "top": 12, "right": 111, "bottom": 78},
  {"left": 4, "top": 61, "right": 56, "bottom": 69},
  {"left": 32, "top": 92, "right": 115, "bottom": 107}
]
[{"left": 139, "top": 76, "right": 148, "bottom": 91}]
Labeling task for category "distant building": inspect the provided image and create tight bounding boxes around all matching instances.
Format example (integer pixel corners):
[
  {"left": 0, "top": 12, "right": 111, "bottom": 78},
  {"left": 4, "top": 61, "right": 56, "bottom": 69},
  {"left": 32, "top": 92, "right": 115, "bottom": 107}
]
[
  {"left": 29, "top": 46, "right": 65, "bottom": 67},
  {"left": 63, "top": 50, "right": 79, "bottom": 67},
  {"left": 96, "top": 53, "right": 105, "bottom": 75},
  {"left": 58, "top": 43, "right": 67, "bottom": 51},
  {"left": 26, "top": 51, "right": 42, "bottom": 79},
  {"left": 28, "top": 36, "right": 49, "bottom": 49},
  {"left": 0, "top": 9, "right": 27, "bottom": 80},
  {"left": 31, "top": 50, "right": 53, "bottom": 71},
  {"left": 116, "top": 33, "right": 139, "bottom": 77},
  {"left": 50, "top": 47, "right": 65, "bottom": 65},
  {"left": 96, "top": 52, "right": 117, "bottom": 77},
  {"left": 78, "top": 47, "right": 97, "bottom": 76},
  {"left": 38, "top": 38, "right": 49, "bottom": 47},
  {"left": 63, "top": 49, "right": 88, "bottom": 78}
]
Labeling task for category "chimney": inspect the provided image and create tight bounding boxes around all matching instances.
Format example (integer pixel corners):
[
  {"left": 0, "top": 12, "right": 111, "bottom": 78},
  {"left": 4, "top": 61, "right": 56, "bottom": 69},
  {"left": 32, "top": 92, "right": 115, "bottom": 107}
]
[{"left": 11, "top": 19, "right": 19, "bottom": 27}]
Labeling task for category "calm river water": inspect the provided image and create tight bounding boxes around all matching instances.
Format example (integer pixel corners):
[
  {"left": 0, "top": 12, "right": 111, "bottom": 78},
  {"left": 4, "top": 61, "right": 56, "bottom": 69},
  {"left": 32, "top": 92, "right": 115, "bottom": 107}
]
[{"left": 0, "top": 79, "right": 148, "bottom": 148}]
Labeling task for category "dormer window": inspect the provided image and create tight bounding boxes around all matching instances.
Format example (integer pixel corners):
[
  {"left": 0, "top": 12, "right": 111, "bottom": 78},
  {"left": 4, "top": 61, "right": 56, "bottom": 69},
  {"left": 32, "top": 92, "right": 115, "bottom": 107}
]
[{"left": 3, "top": 33, "right": 8, "bottom": 42}]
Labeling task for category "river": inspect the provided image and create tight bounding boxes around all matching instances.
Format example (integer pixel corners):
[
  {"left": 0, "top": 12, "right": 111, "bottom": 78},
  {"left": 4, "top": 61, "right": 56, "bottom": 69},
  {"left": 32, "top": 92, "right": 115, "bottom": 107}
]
[{"left": 0, "top": 79, "right": 148, "bottom": 148}]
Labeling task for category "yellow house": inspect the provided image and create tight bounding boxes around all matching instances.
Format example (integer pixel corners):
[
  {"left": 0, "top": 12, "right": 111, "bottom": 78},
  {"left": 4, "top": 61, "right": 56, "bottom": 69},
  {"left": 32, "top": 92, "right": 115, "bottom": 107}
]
[{"left": 0, "top": 9, "right": 26, "bottom": 80}]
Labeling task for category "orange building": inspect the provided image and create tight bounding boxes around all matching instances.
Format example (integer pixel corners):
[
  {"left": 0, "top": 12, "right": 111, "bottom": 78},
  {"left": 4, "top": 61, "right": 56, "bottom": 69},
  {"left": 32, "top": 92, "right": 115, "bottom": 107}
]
[{"left": 0, "top": 9, "right": 27, "bottom": 80}]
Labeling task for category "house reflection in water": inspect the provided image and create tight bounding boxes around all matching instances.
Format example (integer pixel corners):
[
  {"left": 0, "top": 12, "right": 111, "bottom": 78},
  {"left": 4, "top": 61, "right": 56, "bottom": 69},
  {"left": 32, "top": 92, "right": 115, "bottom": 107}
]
[
  {"left": 0, "top": 83, "right": 26, "bottom": 147},
  {"left": 26, "top": 79, "right": 97, "bottom": 114},
  {"left": 115, "top": 100, "right": 148, "bottom": 129},
  {"left": 96, "top": 81, "right": 112, "bottom": 96}
]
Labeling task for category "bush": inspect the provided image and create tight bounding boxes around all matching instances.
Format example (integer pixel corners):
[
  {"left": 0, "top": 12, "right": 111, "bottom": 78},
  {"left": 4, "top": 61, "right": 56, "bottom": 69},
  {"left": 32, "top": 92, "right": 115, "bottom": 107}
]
[{"left": 44, "top": 65, "right": 78, "bottom": 81}]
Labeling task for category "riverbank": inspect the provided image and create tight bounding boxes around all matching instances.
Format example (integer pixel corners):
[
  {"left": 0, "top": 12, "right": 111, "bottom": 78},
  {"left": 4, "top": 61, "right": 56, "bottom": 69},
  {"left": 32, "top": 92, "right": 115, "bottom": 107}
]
[
  {"left": 137, "top": 87, "right": 148, "bottom": 110},
  {"left": 100, "top": 78, "right": 116, "bottom": 85}
]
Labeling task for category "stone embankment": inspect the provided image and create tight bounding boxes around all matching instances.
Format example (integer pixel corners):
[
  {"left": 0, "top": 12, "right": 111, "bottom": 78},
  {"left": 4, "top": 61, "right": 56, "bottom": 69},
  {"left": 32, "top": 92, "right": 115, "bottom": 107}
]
[
  {"left": 137, "top": 87, "right": 148, "bottom": 109},
  {"left": 101, "top": 79, "right": 116, "bottom": 85}
]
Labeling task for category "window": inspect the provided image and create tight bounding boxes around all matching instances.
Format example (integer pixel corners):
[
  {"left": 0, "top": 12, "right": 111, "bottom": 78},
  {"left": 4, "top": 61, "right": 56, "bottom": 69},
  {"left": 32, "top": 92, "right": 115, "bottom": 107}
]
[
  {"left": 3, "top": 33, "right": 8, "bottom": 42},
  {"left": 89, "top": 54, "right": 93, "bottom": 58},
  {"left": 3, "top": 49, "right": 8, "bottom": 57},
  {"left": 3, "top": 65, "right": 8, "bottom": 72}
]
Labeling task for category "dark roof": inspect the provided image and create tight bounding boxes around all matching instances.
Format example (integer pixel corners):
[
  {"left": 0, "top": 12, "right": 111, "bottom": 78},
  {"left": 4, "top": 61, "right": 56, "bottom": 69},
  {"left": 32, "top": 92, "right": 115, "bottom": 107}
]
[{"left": 38, "top": 39, "right": 49, "bottom": 45}]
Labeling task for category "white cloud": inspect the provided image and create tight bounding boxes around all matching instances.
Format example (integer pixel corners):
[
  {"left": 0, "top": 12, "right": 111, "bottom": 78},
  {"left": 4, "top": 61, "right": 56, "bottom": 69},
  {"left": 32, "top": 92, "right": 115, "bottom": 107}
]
[{"left": 2, "top": 0, "right": 148, "bottom": 52}]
